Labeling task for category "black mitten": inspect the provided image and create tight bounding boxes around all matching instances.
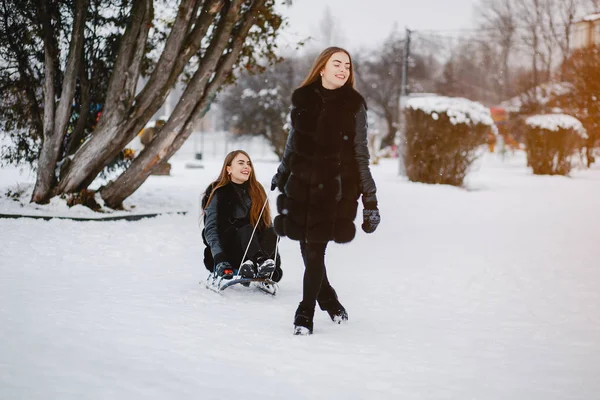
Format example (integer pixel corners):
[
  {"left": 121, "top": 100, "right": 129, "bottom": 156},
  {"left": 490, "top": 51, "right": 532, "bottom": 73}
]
[{"left": 362, "top": 208, "right": 380, "bottom": 234}]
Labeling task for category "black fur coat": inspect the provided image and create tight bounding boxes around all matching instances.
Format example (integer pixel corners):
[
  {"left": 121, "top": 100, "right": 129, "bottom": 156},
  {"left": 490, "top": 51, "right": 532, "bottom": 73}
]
[{"left": 273, "top": 80, "right": 377, "bottom": 244}]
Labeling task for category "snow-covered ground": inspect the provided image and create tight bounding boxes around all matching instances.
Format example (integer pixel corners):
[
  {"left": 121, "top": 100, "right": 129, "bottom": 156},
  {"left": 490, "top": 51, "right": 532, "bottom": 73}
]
[{"left": 1, "top": 138, "right": 599, "bottom": 399}]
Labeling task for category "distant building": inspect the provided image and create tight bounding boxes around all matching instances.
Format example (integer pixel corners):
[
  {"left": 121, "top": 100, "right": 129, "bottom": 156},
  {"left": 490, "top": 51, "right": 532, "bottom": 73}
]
[{"left": 573, "top": 13, "right": 600, "bottom": 49}]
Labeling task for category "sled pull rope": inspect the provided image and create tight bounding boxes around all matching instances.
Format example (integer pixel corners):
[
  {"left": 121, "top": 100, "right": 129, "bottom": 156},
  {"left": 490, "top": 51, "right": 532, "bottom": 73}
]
[{"left": 239, "top": 193, "right": 279, "bottom": 273}]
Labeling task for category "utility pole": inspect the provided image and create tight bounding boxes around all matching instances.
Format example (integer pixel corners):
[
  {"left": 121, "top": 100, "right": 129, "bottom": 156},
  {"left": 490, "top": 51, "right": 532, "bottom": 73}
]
[
  {"left": 398, "top": 27, "right": 411, "bottom": 175},
  {"left": 401, "top": 28, "right": 411, "bottom": 99}
]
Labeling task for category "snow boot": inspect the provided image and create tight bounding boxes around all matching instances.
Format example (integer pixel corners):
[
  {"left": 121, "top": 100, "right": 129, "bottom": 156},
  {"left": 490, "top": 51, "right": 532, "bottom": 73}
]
[
  {"left": 318, "top": 289, "right": 348, "bottom": 324},
  {"left": 239, "top": 260, "right": 256, "bottom": 279},
  {"left": 256, "top": 257, "right": 275, "bottom": 279},
  {"left": 293, "top": 302, "right": 314, "bottom": 335}
]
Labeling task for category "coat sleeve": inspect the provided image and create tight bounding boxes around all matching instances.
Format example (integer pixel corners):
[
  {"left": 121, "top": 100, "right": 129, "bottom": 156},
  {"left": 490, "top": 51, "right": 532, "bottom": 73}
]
[
  {"left": 272, "top": 106, "right": 295, "bottom": 191},
  {"left": 204, "top": 190, "right": 225, "bottom": 261},
  {"left": 354, "top": 104, "right": 378, "bottom": 206}
]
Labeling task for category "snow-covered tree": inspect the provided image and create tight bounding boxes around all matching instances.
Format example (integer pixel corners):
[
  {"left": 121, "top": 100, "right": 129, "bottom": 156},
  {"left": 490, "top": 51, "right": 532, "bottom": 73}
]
[{"left": 219, "top": 54, "right": 312, "bottom": 159}]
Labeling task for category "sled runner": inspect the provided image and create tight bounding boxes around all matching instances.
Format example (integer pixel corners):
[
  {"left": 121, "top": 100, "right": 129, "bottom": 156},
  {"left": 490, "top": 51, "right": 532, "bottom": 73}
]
[{"left": 204, "top": 273, "right": 278, "bottom": 296}]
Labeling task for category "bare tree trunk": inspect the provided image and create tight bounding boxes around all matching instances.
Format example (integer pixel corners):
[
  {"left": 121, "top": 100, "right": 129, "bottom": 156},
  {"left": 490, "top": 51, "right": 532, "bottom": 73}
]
[
  {"left": 515, "top": 0, "right": 545, "bottom": 100},
  {"left": 476, "top": 0, "right": 516, "bottom": 100},
  {"left": 36, "top": 0, "right": 56, "bottom": 160},
  {"left": 546, "top": 0, "right": 579, "bottom": 78},
  {"left": 382, "top": 109, "right": 396, "bottom": 149},
  {"left": 54, "top": 0, "right": 153, "bottom": 194},
  {"left": 110, "top": 0, "right": 222, "bottom": 152},
  {"left": 352, "top": 41, "right": 404, "bottom": 150},
  {"left": 102, "top": 0, "right": 151, "bottom": 121},
  {"left": 133, "top": 0, "right": 207, "bottom": 113},
  {"left": 538, "top": 0, "right": 558, "bottom": 83},
  {"left": 100, "top": 0, "right": 267, "bottom": 208},
  {"left": 501, "top": 45, "right": 511, "bottom": 98},
  {"left": 56, "top": 0, "right": 221, "bottom": 194},
  {"left": 66, "top": 53, "right": 91, "bottom": 156},
  {"left": 168, "top": 6, "right": 269, "bottom": 160},
  {"left": 32, "top": 0, "right": 87, "bottom": 203},
  {"left": 531, "top": 0, "right": 541, "bottom": 90},
  {"left": 269, "top": 127, "right": 287, "bottom": 160}
]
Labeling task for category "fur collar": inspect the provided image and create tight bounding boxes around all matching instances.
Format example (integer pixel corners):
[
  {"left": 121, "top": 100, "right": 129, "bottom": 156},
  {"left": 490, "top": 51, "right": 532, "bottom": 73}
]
[{"left": 291, "top": 79, "right": 367, "bottom": 113}]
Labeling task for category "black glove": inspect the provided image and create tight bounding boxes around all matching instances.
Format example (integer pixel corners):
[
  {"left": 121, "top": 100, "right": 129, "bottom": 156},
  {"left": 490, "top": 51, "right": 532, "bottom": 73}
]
[
  {"left": 214, "top": 261, "right": 233, "bottom": 276},
  {"left": 270, "top": 174, "right": 278, "bottom": 191},
  {"left": 213, "top": 252, "right": 228, "bottom": 265},
  {"left": 362, "top": 208, "right": 380, "bottom": 234}
]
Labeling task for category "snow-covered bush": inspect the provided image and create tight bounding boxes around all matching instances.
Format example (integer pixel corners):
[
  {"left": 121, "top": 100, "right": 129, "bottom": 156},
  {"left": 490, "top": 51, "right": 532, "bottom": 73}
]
[
  {"left": 524, "top": 114, "right": 587, "bottom": 175},
  {"left": 403, "top": 96, "right": 494, "bottom": 186}
]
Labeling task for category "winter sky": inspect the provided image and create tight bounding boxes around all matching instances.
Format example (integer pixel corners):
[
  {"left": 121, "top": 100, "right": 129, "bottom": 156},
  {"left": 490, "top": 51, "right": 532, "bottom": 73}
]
[{"left": 277, "top": 0, "right": 477, "bottom": 52}]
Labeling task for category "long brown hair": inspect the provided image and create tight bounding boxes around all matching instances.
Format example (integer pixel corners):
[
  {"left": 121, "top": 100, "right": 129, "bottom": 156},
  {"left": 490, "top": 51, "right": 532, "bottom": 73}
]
[
  {"left": 203, "top": 150, "right": 271, "bottom": 229},
  {"left": 300, "top": 47, "right": 355, "bottom": 88}
]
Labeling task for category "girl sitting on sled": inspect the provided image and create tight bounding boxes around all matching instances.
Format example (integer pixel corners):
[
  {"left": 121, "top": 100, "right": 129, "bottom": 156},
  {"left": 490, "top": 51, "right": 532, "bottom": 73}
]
[{"left": 201, "top": 150, "right": 282, "bottom": 282}]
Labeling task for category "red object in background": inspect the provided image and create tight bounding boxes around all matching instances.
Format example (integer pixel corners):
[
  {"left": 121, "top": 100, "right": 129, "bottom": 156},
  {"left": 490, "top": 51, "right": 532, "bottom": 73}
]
[{"left": 490, "top": 107, "right": 507, "bottom": 123}]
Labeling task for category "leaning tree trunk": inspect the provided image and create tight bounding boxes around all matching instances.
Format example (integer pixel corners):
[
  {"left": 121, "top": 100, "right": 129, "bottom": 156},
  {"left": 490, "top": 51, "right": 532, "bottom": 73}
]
[
  {"left": 27, "top": 0, "right": 282, "bottom": 209},
  {"left": 66, "top": 52, "right": 91, "bottom": 156},
  {"left": 53, "top": 0, "right": 154, "bottom": 195},
  {"left": 32, "top": 0, "right": 87, "bottom": 203},
  {"left": 100, "top": 0, "right": 266, "bottom": 208},
  {"left": 54, "top": 0, "right": 218, "bottom": 195}
]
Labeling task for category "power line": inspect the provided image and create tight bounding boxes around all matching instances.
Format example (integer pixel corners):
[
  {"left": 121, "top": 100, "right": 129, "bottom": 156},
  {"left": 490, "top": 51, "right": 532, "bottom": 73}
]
[
  {"left": 413, "top": 31, "right": 493, "bottom": 46},
  {"left": 415, "top": 19, "right": 583, "bottom": 35}
]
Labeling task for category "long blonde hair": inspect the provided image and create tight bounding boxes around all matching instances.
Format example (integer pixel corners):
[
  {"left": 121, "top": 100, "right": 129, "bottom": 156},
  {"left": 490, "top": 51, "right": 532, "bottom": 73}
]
[
  {"left": 300, "top": 47, "right": 356, "bottom": 88},
  {"left": 203, "top": 150, "right": 271, "bottom": 229}
]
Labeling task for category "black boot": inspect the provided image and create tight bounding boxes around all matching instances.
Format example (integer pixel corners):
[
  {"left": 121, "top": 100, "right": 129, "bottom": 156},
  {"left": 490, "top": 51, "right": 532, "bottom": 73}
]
[
  {"left": 238, "top": 260, "right": 256, "bottom": 279},
  {"left": 293, "top": 302, "right": 314, "bottom": 335},
  {"left": 318, "top": 289, "right": 348, "bottom": 324},
  {"left": 256, "top": 257, "right": 275, "bottom": 279}
]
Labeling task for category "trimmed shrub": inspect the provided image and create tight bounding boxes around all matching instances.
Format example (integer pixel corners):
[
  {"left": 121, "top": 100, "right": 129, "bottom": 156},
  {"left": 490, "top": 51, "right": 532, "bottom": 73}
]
[
  {"left": 403, "top": 96, "right": 494, "bottom": 186},
  {"left": 524, "top": 114, "right": 587, "bottom": 175}
]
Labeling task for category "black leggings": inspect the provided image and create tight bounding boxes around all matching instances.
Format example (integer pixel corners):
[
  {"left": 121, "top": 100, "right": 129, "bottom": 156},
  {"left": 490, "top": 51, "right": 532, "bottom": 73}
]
[
  {"left": 235, "top": 224, "right": 262, "bottom": 265},
  {"left": 299, "top": 242, "right": 336, "bottom": 309}
]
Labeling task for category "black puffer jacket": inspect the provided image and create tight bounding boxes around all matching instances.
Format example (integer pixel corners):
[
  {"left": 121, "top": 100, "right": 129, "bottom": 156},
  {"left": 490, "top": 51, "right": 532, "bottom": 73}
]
[{"left": 273, "top": 80, "right": 377, "bottom": 244}]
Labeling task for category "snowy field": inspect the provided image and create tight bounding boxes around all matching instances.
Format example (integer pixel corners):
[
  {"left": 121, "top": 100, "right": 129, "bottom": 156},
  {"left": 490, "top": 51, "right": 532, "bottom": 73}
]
[{"left": 1, "top": 135, "right": 599, "bottom": 399}]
